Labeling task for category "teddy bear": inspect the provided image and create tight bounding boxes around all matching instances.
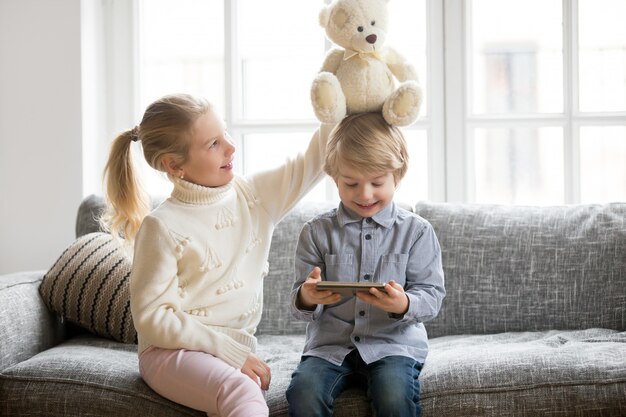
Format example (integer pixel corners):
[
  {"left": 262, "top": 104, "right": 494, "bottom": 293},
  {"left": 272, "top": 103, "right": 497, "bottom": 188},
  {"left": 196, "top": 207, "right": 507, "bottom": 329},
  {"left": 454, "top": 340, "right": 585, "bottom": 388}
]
[{"left": 311, "top": 0, "right": 423, "bottom": 127}]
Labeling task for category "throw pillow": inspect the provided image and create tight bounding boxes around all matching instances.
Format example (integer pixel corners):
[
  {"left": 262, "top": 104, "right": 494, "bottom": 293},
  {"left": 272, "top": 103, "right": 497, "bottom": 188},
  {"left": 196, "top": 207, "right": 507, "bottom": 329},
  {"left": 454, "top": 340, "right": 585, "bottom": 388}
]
[{"left": 39, "top": 232, "right": 137, "bottom": 344}]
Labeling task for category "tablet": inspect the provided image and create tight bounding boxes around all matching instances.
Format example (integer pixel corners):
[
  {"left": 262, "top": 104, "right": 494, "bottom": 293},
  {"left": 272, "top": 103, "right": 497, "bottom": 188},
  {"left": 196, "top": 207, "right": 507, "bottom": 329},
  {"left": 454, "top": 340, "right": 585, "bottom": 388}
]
[{"left": 316, "top": 281, "right": 387, "bottom": 296}]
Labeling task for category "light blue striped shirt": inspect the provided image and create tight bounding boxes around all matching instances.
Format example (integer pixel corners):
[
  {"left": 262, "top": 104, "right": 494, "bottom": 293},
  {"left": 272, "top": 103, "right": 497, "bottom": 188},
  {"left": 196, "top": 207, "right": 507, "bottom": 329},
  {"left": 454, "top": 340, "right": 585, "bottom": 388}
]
[{"left": 290, "top": 201, "right": 446, "bottom": 365}]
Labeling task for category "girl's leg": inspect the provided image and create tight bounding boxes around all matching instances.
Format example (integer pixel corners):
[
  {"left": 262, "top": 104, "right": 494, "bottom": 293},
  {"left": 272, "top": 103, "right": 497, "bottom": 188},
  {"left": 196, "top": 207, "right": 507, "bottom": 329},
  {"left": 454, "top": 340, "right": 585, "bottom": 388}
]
[
  {"left": 139, "top": 346, "right": 268, "bottom": 417},
  {"left": 365, "top": 355, "right": 423, "bottom": 417},
  {"left": 286, "top": 352, "right": 355, "bottom": 417}
]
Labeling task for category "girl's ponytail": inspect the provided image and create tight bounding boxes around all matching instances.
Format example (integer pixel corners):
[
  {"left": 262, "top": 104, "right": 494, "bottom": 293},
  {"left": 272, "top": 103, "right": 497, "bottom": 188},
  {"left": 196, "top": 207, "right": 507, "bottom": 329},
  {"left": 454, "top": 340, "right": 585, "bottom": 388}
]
[
  {"left": 100, "top": 128, "right": 150, "bottom": 245},
  {"left": 99, "top": 94, "right": 211, "bottom": 247}
]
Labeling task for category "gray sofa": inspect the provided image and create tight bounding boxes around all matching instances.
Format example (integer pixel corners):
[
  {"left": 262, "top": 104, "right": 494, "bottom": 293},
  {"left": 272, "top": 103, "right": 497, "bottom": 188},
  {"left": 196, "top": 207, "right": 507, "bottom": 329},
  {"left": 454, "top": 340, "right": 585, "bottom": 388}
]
[{"left": 1, "top": 195, "right": 625, "bottom": 416}]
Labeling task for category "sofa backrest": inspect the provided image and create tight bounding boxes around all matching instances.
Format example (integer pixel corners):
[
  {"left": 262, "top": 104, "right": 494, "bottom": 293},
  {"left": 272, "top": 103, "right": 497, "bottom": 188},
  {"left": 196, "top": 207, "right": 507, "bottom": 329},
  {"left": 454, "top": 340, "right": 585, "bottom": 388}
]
[
  {"left": 75, "top": 195, "right": 164, "bottom": 237},
  {"left": 76, "top": 197, "right": 626, "bottom": 339},
  {"left": 415, "top": 201, "right": 626, "bottom": 338}
]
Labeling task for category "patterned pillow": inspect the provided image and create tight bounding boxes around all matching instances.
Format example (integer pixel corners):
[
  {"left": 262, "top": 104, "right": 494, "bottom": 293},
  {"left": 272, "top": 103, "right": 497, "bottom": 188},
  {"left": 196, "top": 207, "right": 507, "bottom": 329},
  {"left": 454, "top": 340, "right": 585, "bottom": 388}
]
[{"left": 39, "top": 232, "right": 137, "bottom": 344}]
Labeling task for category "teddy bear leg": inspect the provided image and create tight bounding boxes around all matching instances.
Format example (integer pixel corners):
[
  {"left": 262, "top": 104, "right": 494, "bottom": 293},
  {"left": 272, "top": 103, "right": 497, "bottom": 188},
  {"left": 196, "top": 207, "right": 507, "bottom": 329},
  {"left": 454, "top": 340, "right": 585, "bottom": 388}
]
[
  {"left": 382, "top": 81, "right": 423, "bottom": 127},
  {"left": 311, "top": 72, "right": 347, "bottom": 124}
]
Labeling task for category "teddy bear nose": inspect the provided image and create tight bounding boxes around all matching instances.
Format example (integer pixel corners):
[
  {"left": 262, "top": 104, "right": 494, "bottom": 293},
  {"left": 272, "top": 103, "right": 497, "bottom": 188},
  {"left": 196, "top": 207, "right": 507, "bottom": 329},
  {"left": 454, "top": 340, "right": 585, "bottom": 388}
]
[{"left": 366, "top": 34, "right": 377, "bottom": 44}]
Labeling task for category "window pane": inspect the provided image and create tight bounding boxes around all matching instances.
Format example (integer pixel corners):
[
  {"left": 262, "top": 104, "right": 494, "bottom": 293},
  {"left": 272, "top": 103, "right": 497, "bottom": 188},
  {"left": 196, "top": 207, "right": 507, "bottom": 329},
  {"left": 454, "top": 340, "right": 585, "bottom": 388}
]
[
  {"left": 388, "top": 0, "right": 428, "bottom": 117},
  {"left": 137, "top": 0, "right": 224, "bottom": 196},
  {"left": 473, "top": 127, "right": 564, "bottom": 204},
  {"left": 470, "top": 0, "right": 563, "bottom": 114},
  {"left": 243, "top": 132, "right": 326, "bottom": 201},
  {"left": 580, "top": 126, "right": 626, "bottom": 203},
  {"left": 395, "top": 130, "right": 428, "bottom": 205},
  {"left": 238, "top": 1, "right": 325, "bottom": 121},
  {"left": 138, "top": 0, "right": 225, "bottom": 114},
  {"left": 578, "top": 0, "right": 626, "bottom": 113}
]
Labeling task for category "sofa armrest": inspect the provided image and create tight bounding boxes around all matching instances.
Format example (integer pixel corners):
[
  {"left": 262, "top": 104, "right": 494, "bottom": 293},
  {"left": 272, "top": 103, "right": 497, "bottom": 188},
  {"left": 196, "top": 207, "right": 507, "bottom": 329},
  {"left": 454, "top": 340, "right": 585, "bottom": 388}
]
[{"left": 0, "top": 271, "right": 64, "bottom": 371}]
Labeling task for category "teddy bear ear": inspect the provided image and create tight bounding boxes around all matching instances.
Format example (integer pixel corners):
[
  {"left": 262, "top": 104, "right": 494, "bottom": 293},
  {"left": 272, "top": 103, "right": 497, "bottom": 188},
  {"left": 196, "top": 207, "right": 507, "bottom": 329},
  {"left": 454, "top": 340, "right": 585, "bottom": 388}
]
[{"left": 319, "top": 6, "right": 331, "bottom": 28}]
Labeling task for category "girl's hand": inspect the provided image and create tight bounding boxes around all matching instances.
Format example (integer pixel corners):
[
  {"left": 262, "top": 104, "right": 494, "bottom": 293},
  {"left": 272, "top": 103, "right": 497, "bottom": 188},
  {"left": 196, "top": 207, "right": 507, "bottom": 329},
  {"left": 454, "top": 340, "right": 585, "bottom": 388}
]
[
  {"left": 241, "top": 353, "right": 271, "bottom": 390},
  {"left": 356, "top": 280, "right": 409, "bottom": 315},
  {"left": 297, "top": 267, "right": 341, "bottom": 310}
]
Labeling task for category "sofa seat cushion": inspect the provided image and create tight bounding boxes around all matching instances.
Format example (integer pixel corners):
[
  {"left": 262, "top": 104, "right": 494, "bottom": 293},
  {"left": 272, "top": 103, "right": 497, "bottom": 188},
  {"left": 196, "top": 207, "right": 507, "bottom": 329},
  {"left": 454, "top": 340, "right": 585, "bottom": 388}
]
[
  {"left": 0, "top": 334, "right": 371, "bottom": 417},
  {"left": 3, "top": 331, "right": 624, "bottom": 416},
  {"left": 0, "top": 336, "right": 200, "bottom": 417},
  {"left": 420, "top": 328, "right": 626, "bottom": 415}
]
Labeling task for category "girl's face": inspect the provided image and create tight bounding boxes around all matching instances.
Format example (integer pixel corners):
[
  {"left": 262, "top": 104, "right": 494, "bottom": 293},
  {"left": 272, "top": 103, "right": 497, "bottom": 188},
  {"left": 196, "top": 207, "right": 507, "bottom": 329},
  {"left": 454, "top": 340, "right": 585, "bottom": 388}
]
[
  {"left": 180, "top": 110, "right": 236, "bottom": 188},
  {"left": 335, "top": 165, "right": 396, "bottom": 218}
]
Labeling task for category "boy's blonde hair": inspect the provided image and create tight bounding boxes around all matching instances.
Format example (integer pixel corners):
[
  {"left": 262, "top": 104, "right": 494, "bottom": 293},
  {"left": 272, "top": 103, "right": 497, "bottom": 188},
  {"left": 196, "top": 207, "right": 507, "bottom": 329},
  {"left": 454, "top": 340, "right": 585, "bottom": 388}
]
[
  {"left": 323, "top": 112, "right": 409, "bottom": 184},
  {"left": 100, "top": 94, "right": 211, "bottom": 243}
]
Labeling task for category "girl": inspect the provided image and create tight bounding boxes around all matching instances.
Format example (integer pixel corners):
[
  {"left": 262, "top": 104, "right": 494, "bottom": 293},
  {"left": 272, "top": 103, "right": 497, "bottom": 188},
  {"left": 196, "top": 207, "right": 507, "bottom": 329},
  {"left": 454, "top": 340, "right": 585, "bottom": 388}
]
[{"left": 101, "top": 94, "right": 332, "bottom": 416}]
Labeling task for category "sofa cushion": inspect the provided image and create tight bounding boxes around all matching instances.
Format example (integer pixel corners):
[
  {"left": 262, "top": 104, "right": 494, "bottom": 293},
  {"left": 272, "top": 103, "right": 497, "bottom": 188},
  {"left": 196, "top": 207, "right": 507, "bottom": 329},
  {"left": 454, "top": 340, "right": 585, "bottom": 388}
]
[
  {"left": 38, "top": 232, "right": 137, "bottom": 344},
  {"left": 0, "top": 335, "right": 371, "bottom": 417},
  {"left": 416, "top": 202, "right": 626, "bottom": 337},
  {"left": 2, "top": 331, "right": 624, "bottom": 416},
  {"left": 0, "top": 337, "right": 200, "bottom": 417},
  {"left": 420, "top": 328, "right": 626, "bottom": 415}
]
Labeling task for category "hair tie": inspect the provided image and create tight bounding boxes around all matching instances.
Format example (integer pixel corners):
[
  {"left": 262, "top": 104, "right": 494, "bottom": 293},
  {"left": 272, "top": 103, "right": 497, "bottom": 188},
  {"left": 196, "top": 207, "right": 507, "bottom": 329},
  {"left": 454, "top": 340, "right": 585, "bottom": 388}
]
[{"left": 130, "top": 126, "right": 140, "bottom": 142}]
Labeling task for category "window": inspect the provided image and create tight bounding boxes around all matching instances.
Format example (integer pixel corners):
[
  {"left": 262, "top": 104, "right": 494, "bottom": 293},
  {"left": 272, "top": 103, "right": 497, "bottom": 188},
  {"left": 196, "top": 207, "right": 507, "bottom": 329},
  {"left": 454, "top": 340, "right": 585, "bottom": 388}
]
[
  {"left": 134, "top": 0, "right": 433, "bottom": 205},
  {"left": 445, "top": 0, "right": 626, "bottom": 204},
  {"left": 97, "top": 0, "right": 625, "bottom": 205}
]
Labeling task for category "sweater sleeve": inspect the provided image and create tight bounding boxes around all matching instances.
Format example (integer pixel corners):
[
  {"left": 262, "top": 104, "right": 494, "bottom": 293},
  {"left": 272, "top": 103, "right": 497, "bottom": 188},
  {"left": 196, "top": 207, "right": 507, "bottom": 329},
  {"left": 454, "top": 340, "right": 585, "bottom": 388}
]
[
  {"left": 130, "top": 216, "right": 251, "bottom": 369},
  {"left": 247, "top": 123, "right": 335, "bottom": 224}
]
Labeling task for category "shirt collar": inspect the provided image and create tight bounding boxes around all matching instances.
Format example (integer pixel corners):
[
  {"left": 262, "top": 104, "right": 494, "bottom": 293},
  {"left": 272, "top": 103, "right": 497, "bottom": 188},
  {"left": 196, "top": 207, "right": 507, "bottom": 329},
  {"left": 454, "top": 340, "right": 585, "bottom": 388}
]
[{"left": 337, "top": 201, "right": 396, "bottom": 229}]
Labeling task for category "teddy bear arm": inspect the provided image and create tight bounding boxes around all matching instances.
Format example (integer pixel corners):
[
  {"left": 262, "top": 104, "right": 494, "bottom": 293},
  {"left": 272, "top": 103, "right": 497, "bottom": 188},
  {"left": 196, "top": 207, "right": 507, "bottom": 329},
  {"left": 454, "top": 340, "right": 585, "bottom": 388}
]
[
  {"left": 384, "top": 46, "right": 418, "bottom": 82},
  {"left": 319, "top": 48, "right": 344, "bottom": 74}
]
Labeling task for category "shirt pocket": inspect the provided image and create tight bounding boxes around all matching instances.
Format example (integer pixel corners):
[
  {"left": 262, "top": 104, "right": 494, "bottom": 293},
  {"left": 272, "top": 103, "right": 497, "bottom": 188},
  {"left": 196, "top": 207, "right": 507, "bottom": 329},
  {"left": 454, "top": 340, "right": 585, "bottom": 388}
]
[
  {"left": 380, "top": 253, "right": 409, "bottom": 285},
  {"left": 324, "top": 253, "right": 355, "bottom": 282}
]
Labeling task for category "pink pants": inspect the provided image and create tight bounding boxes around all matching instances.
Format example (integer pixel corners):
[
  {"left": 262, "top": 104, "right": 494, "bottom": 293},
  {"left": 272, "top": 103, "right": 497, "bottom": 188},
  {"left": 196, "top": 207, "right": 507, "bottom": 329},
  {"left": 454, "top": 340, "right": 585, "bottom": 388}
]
[{"left": 139, "top": 346, "right": 269, "bottom": 417}]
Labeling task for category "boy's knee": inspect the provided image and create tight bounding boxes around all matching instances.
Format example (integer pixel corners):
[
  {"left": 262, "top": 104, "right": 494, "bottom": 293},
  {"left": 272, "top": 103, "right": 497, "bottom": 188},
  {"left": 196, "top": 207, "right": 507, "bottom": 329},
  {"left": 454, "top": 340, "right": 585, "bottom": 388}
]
[
  {"left": 286, "top": 379, "right": 317, "bottom": 406},
  {"left": 286, "top": 379, "right": 331, "bottom": 417}
]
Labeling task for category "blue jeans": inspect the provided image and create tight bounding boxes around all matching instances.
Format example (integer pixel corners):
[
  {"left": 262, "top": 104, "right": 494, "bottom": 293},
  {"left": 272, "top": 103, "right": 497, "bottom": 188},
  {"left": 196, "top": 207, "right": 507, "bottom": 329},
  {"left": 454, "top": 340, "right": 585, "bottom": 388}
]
[{"left": 286, "top": 350, "right": 423, "bottom": 417}]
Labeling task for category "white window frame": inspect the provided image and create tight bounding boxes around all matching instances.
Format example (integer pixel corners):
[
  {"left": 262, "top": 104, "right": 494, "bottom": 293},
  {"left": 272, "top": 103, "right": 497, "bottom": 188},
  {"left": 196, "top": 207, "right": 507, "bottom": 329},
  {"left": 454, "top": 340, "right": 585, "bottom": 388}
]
[
  {"left": 443, "top": 0, "right": 626, "bottom": 203},
  {"left": 88, "top": 0, "right": 445, "bottom": 202},
  {"left": 88, "top": 0, "right": 625, "bottom": 203},
  {"left": 223, "top": 0, "right": 446, "bottom": 203}
]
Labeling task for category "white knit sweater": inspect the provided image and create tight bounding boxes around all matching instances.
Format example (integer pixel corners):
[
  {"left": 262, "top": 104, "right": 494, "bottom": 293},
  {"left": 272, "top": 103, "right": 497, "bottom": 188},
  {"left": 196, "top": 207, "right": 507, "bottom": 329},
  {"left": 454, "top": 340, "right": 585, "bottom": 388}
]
[{"left": 130, "top": 125, "right": 333, "bottom": 369}]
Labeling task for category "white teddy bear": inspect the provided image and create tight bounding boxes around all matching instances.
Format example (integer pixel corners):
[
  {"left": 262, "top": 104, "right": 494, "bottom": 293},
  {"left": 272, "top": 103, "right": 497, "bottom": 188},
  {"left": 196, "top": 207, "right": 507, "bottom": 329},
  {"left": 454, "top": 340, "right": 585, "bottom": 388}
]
[{"left": 311, "top": 0, "right": 423, "bottom": 127}]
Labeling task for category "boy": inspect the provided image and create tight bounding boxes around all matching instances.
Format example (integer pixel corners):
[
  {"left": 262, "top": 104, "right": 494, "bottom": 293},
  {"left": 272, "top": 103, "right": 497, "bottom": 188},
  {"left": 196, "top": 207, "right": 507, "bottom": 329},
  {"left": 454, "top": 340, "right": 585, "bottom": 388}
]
[{"left": 286, "top": 112, "right": 446, "bottom": 417}]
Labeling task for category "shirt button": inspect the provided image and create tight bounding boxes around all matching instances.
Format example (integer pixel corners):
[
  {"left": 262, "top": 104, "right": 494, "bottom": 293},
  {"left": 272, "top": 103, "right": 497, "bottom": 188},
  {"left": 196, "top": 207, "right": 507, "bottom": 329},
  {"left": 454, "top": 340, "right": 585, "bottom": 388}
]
[
  {"left": 363, "top": 274, "right": 370, "bottom": 280},
  {"left": 359, "top": 310, "right": 365, "bottom": 316},
  {"left": 354, "top": 336, "right": 361, "bottom": 342},
  {"left": 366, "top": 218, "right": 372, "bottom": 223},
  {"left": 365, "top": 234, "right": 372, "bottom": 240}
]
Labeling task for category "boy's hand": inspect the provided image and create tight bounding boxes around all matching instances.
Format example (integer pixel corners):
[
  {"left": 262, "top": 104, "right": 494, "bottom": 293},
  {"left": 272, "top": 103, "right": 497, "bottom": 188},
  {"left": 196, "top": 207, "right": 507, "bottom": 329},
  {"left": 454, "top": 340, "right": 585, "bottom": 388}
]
[
  {"left": 356, "top": 280, "right": 409, "bottom": 315},
  {"left": 297, "top": 267, "right": 342, "bottom": 310},
  {"left": 241, "top": 353, "right": 271, "bottom": 390}
]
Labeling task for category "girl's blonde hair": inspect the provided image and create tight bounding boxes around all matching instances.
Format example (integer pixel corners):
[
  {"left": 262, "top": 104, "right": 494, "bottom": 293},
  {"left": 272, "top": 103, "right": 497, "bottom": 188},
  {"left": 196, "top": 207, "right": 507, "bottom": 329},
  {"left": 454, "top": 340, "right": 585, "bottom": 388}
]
[
  {"left": 100, "top": 93, "right": 211, "bottom": 243},
  {"left": 323, "top": 112, "right": 409, "bottom": 184}
]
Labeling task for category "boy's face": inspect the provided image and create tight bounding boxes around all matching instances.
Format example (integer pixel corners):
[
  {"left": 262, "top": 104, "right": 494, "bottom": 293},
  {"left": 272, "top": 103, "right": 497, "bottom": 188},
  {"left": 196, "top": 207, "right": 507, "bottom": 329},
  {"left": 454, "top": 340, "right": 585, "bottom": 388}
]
[{"left": 335, "top": 165, "right": 396, "bottom": 218}]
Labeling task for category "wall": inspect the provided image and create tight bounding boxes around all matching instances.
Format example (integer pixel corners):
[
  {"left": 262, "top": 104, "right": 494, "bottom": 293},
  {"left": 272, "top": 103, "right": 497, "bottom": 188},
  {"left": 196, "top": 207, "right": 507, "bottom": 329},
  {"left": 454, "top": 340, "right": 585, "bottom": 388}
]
[{"left": 0, "top": 0, "right": 83, "bottom": 274}]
